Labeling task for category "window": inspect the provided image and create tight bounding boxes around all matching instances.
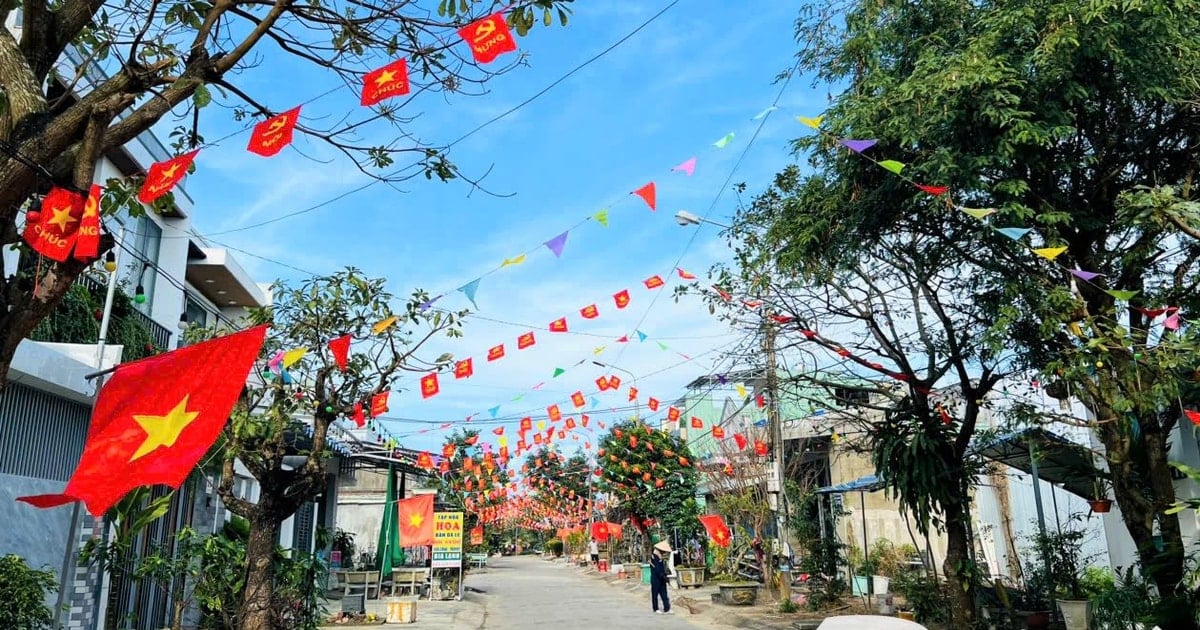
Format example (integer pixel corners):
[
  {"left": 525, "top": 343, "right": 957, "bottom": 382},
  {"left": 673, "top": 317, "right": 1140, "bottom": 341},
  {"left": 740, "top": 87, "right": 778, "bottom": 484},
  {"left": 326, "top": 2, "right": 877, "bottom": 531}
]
[
  {"left": 834, "top": 387, "right": 870, "bottom": 407},
  {"left": 125, "top": 215, "right": 162, "bottom": 313}
]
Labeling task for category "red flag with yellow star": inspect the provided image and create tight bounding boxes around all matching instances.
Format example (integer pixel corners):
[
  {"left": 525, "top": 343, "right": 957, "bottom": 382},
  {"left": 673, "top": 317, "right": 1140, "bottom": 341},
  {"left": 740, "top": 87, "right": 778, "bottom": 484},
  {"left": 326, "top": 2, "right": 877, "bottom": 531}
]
[
  {"left": 247, "top": 107, "right": 301, "bottom": 157},
  {"left": 360, "top": 58, "right": 411, "bottom": 106},
  {"left": 580, "top": 304, "right": 599, "bottom": 319},
  {"left": 138, "top": 150, "right": 199, "bottom": 204},
  {"left": 420, "top": 373, "right": 440, "bottom": 399},
  {"left": 72, "top": 185, "right": 103, "bottom": 262},
  {"left": 571, "top": 391, "right": 586, "bottom": 408},
  {"left": 613, "top": 289, "right": 631, "bottom": 309},
  {"left": 699, "top": 515, "right": 731, "bottom": 548},
  {"left": 18, "top": 325, "right": 267, "bottom": 516},
  {"left": 23, "top": 186, "right": 85, "bottom": 262},
  {"left": 398, "top": 494, "right": 435, "bottom": 546}
]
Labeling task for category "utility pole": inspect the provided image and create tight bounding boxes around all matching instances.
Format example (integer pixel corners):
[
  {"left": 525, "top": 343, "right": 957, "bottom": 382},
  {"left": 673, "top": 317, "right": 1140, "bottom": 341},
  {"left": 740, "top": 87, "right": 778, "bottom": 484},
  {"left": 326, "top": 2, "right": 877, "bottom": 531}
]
[{"left": 763, "top": 315, "right": 789, "bottom": 556}]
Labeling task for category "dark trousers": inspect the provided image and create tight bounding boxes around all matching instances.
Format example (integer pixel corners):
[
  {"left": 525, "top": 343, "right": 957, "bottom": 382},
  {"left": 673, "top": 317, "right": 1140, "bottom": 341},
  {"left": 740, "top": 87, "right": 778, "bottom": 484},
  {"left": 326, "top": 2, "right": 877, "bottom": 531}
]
[{"left": 651, "top": 579, "right": 670, "bottom": 612}]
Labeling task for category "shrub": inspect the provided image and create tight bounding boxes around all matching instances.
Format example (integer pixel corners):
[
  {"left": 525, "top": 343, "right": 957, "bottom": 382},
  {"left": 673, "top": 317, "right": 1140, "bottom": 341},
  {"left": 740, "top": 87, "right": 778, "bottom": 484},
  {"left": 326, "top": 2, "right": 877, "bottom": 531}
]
[
  {"left": 0, "top": 554, "right": 58, "bottom": 630},
  {"left": 547, "top": 539, "right": 564, "bottom": 557}
]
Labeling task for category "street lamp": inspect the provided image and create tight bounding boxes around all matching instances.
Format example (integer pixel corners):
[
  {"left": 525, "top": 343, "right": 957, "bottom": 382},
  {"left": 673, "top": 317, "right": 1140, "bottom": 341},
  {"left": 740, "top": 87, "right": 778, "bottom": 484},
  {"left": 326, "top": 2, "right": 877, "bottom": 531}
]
[{"left": 674, "top": 210, "right": 730, "bottom": 229}]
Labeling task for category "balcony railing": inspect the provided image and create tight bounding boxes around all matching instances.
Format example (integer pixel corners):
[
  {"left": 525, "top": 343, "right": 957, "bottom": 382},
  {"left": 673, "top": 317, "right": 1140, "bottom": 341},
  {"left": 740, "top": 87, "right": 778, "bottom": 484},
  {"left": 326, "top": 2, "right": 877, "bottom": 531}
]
[{"left": 75, "top": 274, "right": 173, "bottom": 352}]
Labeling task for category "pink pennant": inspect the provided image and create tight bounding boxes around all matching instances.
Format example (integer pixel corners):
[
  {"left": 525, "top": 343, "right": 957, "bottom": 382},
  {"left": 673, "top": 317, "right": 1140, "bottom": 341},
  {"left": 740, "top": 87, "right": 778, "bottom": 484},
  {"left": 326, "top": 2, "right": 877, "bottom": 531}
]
[
  {"left": 671, "top": 157, "right": 696, "bottom": 177},
  {"left": 1164, "top": 308, "right": 1182, "bottom": 330}
]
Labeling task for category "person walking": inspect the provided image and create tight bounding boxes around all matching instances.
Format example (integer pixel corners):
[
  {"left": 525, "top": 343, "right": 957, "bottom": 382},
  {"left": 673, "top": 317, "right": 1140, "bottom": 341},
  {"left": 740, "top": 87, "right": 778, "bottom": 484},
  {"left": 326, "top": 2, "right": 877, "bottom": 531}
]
[
  {"left": 588, "top": 539, "right": 600, "bottom": 566},
  {"left": 650, "top": 540, "right": 672, "bottom": 614}
]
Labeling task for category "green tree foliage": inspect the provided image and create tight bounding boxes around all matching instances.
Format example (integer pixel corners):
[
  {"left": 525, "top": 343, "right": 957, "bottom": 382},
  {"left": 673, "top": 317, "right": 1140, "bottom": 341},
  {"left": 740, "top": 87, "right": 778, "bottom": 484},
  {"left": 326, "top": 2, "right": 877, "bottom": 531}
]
[
  {"left": 523, "top": 447, "right": 590, "bottom": 523},
  {"left": 0, "top": 554, "right": 57, "bottom": 630},
  {"left": 431, "top": 428, "right": 511, "bottom": 529},
  {"left": 0, "top": 0, "right": 577, "bottom": 389},
  {"left": 596, "top": 420, "right": 700, "bottom": 549},
  {"left": 751, "top": 1, "right": 1200, "bottom": 624}
]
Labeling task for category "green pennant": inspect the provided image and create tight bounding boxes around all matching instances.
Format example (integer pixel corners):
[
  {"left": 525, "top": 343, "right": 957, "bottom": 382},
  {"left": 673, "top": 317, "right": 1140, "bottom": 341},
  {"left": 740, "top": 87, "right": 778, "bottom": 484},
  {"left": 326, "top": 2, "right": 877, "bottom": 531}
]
[
  {"left": 594, "top": 209, "right": 609, "bottom": 227},
  {"left": 879, "top": 160, "right": 905, "bottom": 175},
  {"left": 657, "top": 341, "right": 668, "bottom": 351},
  {"left": 1105, "top": 289, "right": 1139, "bottom": 301},
  {"left": 552, "top": 367, "right": 566, "bottom": 378}
]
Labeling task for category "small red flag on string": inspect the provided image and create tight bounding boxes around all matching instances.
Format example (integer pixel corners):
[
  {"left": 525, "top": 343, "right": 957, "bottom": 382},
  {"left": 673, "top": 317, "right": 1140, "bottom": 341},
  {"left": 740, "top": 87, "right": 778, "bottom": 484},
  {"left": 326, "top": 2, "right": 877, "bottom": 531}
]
[
  {"left": 676, "top": 267, "right": 696, "bottom": 280},
  {"left": 754, "top": 440, "right": 769, "bottom": 456},
  {"left": 138, "top": 150, "right": 198, "bottom": 204},
  {"left": 667, "top": 407, "right": 681, "bottom": 422},
  {"left": 648, "top": 397, "right": 660, "bottom": 411},
  {"left": 361, "top": 58, "right": 411, "bottom": 106},
  {"left": 571, "top": 391, "right": 586, "bottom": 408},
  {"left": 734, "top": 434, "right": 747, "bottom": 450},
  {"left": 770, "top": 314, "right": 795, "bottom": 324},
  {"left": 247, "top": 107, "right": 300, "bottom": 157},
  {"left": 613, "top": 289, "right": 631, "bottom": 309},
  {"left": 607, "top": 376, "right": 622, "bottom": 390},
  {"left": 644, "top": 275, "right": 665, "bottom": 289},
  {"left": 580, "top": 304, "right": 599, "bottom": 319},
  {"left": 596, "top": 376, "right": 610, "bottom": 391},
  {"left": 458, "top": 13, "right": 518, "bottom": 64},
  {"left": 628, "top": 387, "right": 638, "bottom": 401},
  {"left": 547, "top": 404, "right": 562, "bottom": 422},
  {"left": 916, "top": 184, "right": 948, "bottom": 196},
  {"left": 420, "top": 374, "right": 439, "bottom": 399},
  {"left": 371, "top": 391, "right": 390, "bottom": 415},
  {"left": 517, "top": 331, "right": 536, "bottom": 349},
  {"left": 352, "top": 402, "right": 365, "bottom": 427},
  {"left": 549, "top": 317, "right": 568, "bottom": 332},
  {"left": 72, "top": 185, "right": 102, "bottom": 262},
  {"left": 455, "top": 358, "right": 474, "bottom": 379},
  {"left": 328, "top": 334, "right": 351, "bottom": 371},
  {"left": 488, "top": 344, "right": 505, "bottom": 361},
  {"left": 755, "top": 394, "right": 766, "bottom": 408},
  {"left": 711, "top": 426, "right": 725, "bottom": 439},
  {"left": 632, "top": 182, "right": 656, "bottom": 210},
  {"left": 690, "top": 417, "right": 704, "bottom": 429},
  {"left": 520, "top": 417, "right": 532, "bottom": 432},
  {"left": 492, "top": 426, "right": 505, "bottom": 436}
]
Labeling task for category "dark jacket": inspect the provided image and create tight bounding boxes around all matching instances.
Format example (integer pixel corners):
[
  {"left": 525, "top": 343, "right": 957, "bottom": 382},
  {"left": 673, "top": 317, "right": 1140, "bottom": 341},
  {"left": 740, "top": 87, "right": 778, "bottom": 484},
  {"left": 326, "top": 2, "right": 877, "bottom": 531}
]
[{"left": 649, "top": 554, "right": 669, "bottom": 584}]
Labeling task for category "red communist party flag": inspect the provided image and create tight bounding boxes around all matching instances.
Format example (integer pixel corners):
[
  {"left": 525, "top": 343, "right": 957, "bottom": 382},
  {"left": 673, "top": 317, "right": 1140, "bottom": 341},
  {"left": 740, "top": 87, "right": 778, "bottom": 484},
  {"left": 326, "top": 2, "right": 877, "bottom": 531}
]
[
  {"left": 699, "top": 515, "right": 732, "bottom": 548},
  {"left": 72, "top": 185, "right": 103, "bottom": 262},
  {"left": 517, "top": 331, "right": 536, "bottom": 350},
  {"left": 458, "top": 13, "right": 518, "bottom": 64},
  {"left": 371, "top": 391, "right": 390, "bottom": 416},
  {"left": 247, "top": 106, "right": 301, "bottom": 157},
  {"left": 488, "top": 344, "right": 505, "bottom": 361},
  {"left": 24, "top": 186, "right": 85, "bottom": 262},
  {"left": 711, "top": 426, "right": 725, "bottom": 439},
  {"left": 138, "top": 150, "right": 198, "bottom": 204},
  {"left": 455, "top": 358, "right": 474, "bottom": 379},
  {"left": 549, "top": 317, "right": 568, "bottom": 333},
  {"left": 328, "top": 334, "right": 351, "bottom": 371},
  {"left": 18, "top": 325, "right": 267, "bottom": 516},
  {"left": 571, "top": 391, "right": 586, "bottom": 408},
  {"left": 643, "top": 275, "right": 665, "bottom": 289},
  {"left": 690, "top": 417, "right": 704, "bottom": 429},
  {"left": 580, "top": 304, "right": 599, "bottom": 319},
  {"left": 398, "top": 495, "right": 435, "bottom": 546},
  {"left": 361, "top": 58, "right": 411, "bottom": 106},
  {"left": 420, "top": 373, "right": 440, "bottom": 399}
]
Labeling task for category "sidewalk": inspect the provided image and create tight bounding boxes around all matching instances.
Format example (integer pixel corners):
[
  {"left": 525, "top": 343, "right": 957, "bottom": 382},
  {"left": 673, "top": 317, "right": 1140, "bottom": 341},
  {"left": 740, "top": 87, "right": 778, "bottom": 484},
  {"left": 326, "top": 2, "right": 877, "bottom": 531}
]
[{"left": 321, "top": 574, "right": 488, "bottom": 628}]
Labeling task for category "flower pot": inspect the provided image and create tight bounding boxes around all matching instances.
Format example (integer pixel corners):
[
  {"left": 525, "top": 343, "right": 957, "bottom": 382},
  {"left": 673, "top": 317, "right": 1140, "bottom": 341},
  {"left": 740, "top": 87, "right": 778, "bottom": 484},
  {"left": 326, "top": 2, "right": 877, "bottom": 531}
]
[
  {"left": 872, "top": 575, "right": 891, "bottom": 594},
  {"left": 717, "top": 583, "right": 759, "bottom": 606},
  {"left": 676, "top": 566, "right": 705, "bottom": 589},
  {"left": 851, "top": 575, "right": 870, "bottom": 596},
  {"left": 1057, "top": 599, "right": 1091, "bottom": 630},
  {"left": 1088, "top": 499, "right": 1112, "bottom": 513}
]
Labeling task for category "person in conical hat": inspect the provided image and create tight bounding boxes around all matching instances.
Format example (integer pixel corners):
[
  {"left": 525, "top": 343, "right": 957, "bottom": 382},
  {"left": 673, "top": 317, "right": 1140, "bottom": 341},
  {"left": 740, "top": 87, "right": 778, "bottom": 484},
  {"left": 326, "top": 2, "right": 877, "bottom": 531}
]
[{"left": 649, "top": 539, "right": 673, "bottom": 614}]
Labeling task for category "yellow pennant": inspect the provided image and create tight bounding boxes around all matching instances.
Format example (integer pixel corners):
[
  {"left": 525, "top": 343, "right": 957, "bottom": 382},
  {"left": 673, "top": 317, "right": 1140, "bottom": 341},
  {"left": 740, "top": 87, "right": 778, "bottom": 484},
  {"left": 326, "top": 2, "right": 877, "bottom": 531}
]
[
  {"left": 1032, "top": 246, "right": 1067, "bottom": 261},
  {"left": 536, "top": 420, "right": 546, "bottom": 431},
  {"left": 796, "top": 115, "right": 824, "bottom": 129},
  {"left": 735, "top": 383, "right": 748, "bottom": 399},
  {"left": 960, "top": 207, "right": 997, "bottom": 220},
  {"left": 372, "top": 315, "right": 398, "bottom": 334},
  {"left": 498, "top": 436, "right": 508, "bottom": 447},
  {"left": 1068, "top": 322, "right": 1084, "bottom": 337},
  {"left": 593, "top": 345, "right": 606, "bottom": 355},
  {"left": 282, "top": 348, "right": 307, "bottom": 368},
  {"left": 501, "top": 254, "right": 526, "bottom": 267}
]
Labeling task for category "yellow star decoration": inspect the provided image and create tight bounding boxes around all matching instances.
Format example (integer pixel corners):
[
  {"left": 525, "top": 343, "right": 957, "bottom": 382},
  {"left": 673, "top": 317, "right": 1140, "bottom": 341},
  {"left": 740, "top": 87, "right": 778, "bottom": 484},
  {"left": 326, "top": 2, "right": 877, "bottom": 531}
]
[
  {"left": 374, "top": 69, "right": 396, "bottom": 86},
  {"left": 161, "top": 163, "right": 180, "bottom": 179},
  {"left": 47, "top": 206, "right": 78, "bottom": 231},
  {"left": 130, "top": 396, "right": 200, "bottom": 461},
  {"left": 407, "top": 512, "right": 425, "bottom": 528}
]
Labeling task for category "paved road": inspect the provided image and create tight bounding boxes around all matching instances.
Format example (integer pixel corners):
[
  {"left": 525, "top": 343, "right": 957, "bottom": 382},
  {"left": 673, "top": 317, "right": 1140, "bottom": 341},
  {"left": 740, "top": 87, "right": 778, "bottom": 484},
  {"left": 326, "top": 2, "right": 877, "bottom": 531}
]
[{"left": 469, "top": 555, "right": 708, "bottom": 629}]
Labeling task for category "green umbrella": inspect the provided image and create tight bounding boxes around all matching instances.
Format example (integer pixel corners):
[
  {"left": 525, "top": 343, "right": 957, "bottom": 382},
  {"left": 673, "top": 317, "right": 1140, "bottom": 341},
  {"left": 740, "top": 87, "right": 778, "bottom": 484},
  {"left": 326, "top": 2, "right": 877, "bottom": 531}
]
[{"left": 376, "top": 464, "right": 404, "bottom": 574}]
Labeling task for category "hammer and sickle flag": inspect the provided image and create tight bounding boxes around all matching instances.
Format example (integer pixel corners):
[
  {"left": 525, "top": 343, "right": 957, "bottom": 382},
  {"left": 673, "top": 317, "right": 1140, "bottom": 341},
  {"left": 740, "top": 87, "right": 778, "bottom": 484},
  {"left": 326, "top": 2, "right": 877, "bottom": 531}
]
[
  {"left": 18, "top": 325, "right": 268, "bottom": 517},
  {"left": 420, "top": 373, "right": 440, "bottom": 399},
  {"left": 459, "top": 12, "right": 518, "bottom": 64},
  {"left": 361, "top": 58, "right": 411, "bottom": 106},
  {"left": 454, "top": 358, "right": 474, "bottom": 379},
  {"left": 247, "top": 106, "right": 301, "bottom": 157},
  {"left": 138, "top": 150, "right": 199, "bottom": 204}
]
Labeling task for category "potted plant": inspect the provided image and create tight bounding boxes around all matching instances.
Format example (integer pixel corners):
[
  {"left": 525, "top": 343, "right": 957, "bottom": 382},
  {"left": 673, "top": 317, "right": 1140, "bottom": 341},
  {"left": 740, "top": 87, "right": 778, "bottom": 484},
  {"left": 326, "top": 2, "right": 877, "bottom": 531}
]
[
  {"left": 1031, "top": 525, "right": 1092, "bottom": 630},
  {"left": 851, "top": 555, "right": 877, "bottom": 597},
  {"left": 1088, "top": 479, "right": 1113, "bottom": 514},
  {"left": 675, "top": 540, "right": 707, "bottom": 589}
]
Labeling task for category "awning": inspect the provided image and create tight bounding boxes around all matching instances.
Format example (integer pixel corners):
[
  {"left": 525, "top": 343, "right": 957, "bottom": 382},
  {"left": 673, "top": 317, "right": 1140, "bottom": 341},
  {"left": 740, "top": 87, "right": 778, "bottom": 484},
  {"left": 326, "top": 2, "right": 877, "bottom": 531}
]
[
  {"left": 815, "top": 474, "right": 884, "bottom": 494},
  {"left": 973, "top": 427, "right": 1098, "bottom": 499}
]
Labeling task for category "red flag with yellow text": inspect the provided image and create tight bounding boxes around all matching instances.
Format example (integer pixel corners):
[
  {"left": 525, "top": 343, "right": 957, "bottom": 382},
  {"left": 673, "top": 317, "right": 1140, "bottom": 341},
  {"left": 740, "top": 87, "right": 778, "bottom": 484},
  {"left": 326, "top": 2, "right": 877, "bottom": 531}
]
[
  {"left": 458, "top": 13, "right": 518, "bottom": 64},
  {"left": 18, "top": 326, "right": 267, "bottom": 516},
  {"left": 72, "top": 185, "right": 103, "bottom": 262},
  {"left": 247, "top": 107, "right": 301, "bottom": 157},
  {"left": 23, "top": 186, "right": 85, "bottom": 262},
  {"left": 139, "top": 150, "right": 198, "bottom": 204},
  {"left": 361, "top": 58, "right": 411, "bottom": 106}
]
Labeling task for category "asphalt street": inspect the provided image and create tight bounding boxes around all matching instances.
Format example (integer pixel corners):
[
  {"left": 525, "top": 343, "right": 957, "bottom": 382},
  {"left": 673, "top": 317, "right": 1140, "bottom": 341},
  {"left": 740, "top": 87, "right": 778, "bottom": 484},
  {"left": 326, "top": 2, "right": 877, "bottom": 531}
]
[{"left": 469, "top": 555, "right": 708, "bottom": 629}]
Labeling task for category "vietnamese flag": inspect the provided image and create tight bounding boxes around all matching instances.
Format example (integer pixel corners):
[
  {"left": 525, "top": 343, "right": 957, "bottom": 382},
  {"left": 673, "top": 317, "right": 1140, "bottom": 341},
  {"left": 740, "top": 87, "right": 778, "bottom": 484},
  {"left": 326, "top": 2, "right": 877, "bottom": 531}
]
[
  {"left": 420, "top": 373, "right": 440, "bottom": 399},
  {"left": 23, "top": 186, "right": 85, "bottom": 262},
  {"left": 458, "top": 12, "right": 518, "bottom": 64},
  {"left": 699, "top": 515, "right": 731, "bottom": 548},
  {"left": 247, "top": 106, "right": 301, "bottom": 157},
  {"left": 549, "top": 317, "right": 568, "bottom": 333},
  {"left": 488, "top": 344, "right": 505, "bottom": 361},
  {"left": 455, "top": 358, "right": 474, "bottom": 379},
  {"left": 138, "top": 150, "right": 198, "bottom": 204},
  {"left": 361, "top": 58, "right": 411, "bottom": 106},
  {"left": 398, "top": 495, "right": 435, "bottom": 546},
  {"left": 571, "top": 391, "right": 586, "bottom": 408},
  {"left": 18, "top": 325, "right": 267, "bottom": 516},
  {"left": 371, "top": 391, "right": 390, "bottom": 416},
  {"left": 643, "top": 275, "right": 665, "bottom": 290},
  {"left": 647, "top": 397, "right": 660, "bottom": 412},
  {"left": 72, "top": 185, "right": 103, "bottom": 262},
  {"left": 613, "top": 289, "right": 631, "bottom": 309},
  {"left": 690, "top": 416, "right": 704, "bottom": 429},
  {"left": 711, "top": 426, "right": 725, "bottom": 439},
  {"left": 580, "top": 304, "right": 599, "bottom": 319},
  {"left": 517, "top": 331, "right": 536, "bottom": 350},
  {"left": 328, "top": 334, "right": 351, "bottom": 371}
]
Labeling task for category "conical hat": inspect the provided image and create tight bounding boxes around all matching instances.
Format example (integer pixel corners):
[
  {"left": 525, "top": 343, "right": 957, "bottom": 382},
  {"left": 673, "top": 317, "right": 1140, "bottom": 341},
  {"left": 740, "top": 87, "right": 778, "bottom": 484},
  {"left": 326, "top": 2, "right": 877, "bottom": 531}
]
[{"left": 653, "top": 540, "right": 672, "bottom": 553}]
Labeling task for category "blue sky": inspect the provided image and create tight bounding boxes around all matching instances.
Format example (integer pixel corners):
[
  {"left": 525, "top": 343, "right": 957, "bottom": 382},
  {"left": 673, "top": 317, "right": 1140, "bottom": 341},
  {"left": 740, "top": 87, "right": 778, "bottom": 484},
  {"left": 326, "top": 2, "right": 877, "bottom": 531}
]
[{"left": 180, "top": 0, "right": 824, "bottom": 453}]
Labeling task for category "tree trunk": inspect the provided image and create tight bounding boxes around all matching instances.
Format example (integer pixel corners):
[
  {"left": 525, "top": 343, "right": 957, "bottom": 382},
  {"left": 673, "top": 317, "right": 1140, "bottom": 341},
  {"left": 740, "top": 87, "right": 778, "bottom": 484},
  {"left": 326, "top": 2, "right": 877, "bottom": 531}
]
[
  {"left": 240, "top": 508, "right": 282, "bottom": 630},
  {"left": 942, "top": 505, "right": 977, "bottom": 627}
]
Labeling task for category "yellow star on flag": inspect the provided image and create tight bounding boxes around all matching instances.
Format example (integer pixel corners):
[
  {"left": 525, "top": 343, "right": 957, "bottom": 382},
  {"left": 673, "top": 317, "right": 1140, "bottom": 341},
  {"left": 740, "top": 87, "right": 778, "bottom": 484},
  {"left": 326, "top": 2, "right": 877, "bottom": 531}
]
[
  {"left": 161, "top": 163, "right": 180, "bottom": 179},
  {"left": 374, "top": 69, "right": 396, "bottom": 86},
  {"left": 47, "top": 206, "right": 78, "bottom": 231},
  {"left": 407, "top": 512, "right": 425, "bottom": 527},
  {"left": 130, "top": 396, "right": 200, "bottom": 461}
]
